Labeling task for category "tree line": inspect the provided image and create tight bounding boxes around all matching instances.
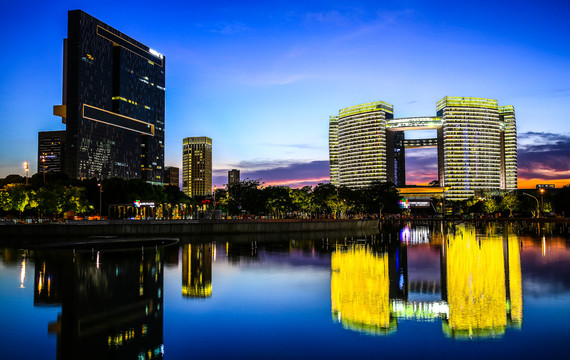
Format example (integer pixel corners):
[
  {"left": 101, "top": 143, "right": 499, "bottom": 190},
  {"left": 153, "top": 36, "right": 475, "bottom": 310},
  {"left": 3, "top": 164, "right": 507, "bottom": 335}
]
[
  {"left": 0, "top": 172, "right": 191, "bottom": 219},
  {"left": 218, "top": 179, "right": 400, "bottom": 219},
  {"left": 2, "top": 171, "right": 569, "bottom": 220}
]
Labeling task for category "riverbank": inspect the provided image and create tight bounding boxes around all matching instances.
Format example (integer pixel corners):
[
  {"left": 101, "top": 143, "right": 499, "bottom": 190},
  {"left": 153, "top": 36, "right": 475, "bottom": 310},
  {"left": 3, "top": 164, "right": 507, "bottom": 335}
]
[
  {"left": 0, "top": 219, "right": 379, "bottom": 245},
  {"left": 2, "top": 217, "right": 568, "bottom": 247}
]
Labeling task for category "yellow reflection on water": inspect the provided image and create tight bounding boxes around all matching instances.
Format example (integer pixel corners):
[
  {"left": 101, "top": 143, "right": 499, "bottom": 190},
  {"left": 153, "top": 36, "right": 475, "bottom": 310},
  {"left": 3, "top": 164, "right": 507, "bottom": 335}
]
[
  {"left": 445, "top": 225, "right": 506, "bottom": 338},
  {"left": 508, "top": 234, "right": 522, "bottom": 327},
  {"left": 331, "top": 244, "right": 393, "bottom": 335},
  {"left": 182, "top": 244, "right": 213, "bottom": 298}
]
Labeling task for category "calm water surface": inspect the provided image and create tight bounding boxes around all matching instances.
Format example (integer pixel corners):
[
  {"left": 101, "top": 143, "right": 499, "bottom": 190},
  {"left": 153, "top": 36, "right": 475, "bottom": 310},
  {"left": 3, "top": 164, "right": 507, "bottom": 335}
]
[{"left": 1, "top": 222, "right": 569, "bottom": 359}]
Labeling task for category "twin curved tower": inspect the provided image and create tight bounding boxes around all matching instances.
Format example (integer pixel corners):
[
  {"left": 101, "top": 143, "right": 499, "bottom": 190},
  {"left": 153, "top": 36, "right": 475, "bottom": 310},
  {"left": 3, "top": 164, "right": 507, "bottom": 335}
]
[{"left": 329, "top": 97, "right": 517, "bottom": 200}]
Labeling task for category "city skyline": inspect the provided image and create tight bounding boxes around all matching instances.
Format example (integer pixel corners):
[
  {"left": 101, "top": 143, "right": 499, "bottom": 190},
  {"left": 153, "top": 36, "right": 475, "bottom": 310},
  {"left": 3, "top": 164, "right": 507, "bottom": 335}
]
[
  {"left": 1, "top": 0, "right": 569, "bottom": 189},
  {"left": 329, "top": 97, "right": 517, "bottom": 200}
]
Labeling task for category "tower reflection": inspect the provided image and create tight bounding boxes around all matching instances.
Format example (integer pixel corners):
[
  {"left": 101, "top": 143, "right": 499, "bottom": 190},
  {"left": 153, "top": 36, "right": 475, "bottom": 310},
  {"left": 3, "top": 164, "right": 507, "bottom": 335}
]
[
  {"left": 33, "top": 247, "right": 164, "bottom": 359},
  {"left": 182, "top": 243, "right": 212, "bottom": 298},
  {"left": 330, "top": 223, "right": 523, "bottom": 339},
  {"left": 331, "top": 244, "right": 395, "bottom": 334}
]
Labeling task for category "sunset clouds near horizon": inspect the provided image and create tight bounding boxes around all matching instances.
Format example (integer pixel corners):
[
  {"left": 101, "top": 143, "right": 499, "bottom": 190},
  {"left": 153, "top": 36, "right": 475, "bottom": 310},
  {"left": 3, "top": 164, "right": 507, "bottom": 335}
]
[{"left": 213, "top": 132, "right": 570, "bottom": 190}]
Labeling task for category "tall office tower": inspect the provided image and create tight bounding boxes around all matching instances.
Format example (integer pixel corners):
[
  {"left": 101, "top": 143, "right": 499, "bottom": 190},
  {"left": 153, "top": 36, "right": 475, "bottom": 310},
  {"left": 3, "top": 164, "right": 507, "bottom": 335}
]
[
  {"left": 330, "top": 97, "right": 517, "bottom": 200},
  {"left": 54, "top": 10, "right": 165, "bottom": 184},
  {"left": 164, "top": 166, "right": 180, "bottom": 187},
  {"left": 437, "top": 97, "right": 503, "bottom": 200},
  {"left": 500, "top": 106, "right": 517, "bottom": 190},
  {"left": 228, "top": 169, "right": 240, "bottom": 185},
  {"left": 328, "top": 116, "right": 339, "bottom": 186},
  {"left": 182, "top": 137, "right": 212, "bottom": 197},
  {"left": 38, "top": 131, "right": 66, "bottom": 173},
  {"left": 336, "top": 101, "right": 394, "bottom": 188}
]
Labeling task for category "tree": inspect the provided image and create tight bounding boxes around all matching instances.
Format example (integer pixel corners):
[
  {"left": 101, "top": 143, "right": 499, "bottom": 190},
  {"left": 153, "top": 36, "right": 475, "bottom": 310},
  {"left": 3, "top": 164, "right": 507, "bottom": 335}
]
[
  {"left": 227, "top": 179, "right": 265, "bottom": 216},
  {"left": 290, "top": 186, "right": 312, "bottom": 217},
  {"left": 0, "top": 174, "right": 25, "bottom": 187},
  {"left": 10, "top": 185, "right": 29, "bottom": 216},
  {"left": 551, "top": 185, "right": 570, "bottom": 216},
  {"left": 312, "top": 183, "right": 337, "bottom": 216},
  {"left": 484, "top": 198, "right": 499, "bottom": 214},
  {"left": 263, "top": 186, "right": 292, "bottom": 218},
  {"left": 37, "top": 187, "right": 61, "bottom": 217},
  {"left": 214, "top": 187, "right": 228, "bottom": 215},
  {"left": 500, "top": 193, "right": 519, "bottom": 217},
  {"left": 362, "top": 181, "right": 401, "bottom": 216}
]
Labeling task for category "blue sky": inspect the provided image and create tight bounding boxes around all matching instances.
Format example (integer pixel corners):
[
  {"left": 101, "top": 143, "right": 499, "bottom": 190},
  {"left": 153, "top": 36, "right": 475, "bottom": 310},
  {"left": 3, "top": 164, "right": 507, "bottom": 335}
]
[{"left": 1, "top": 0, "right": 569, "bottom": 187}]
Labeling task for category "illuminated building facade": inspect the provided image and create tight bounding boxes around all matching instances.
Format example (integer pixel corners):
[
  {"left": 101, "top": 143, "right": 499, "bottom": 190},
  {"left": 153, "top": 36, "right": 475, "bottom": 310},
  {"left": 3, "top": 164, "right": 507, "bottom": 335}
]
[
  {"left": 228, "top": 169, "right": 240, "bottom": 185},
  {"left": 54, "top": 10, "right": 165, "bottom": 184},
  {"left": 182, "top": 137, "right": 212, "bottom": 197},
  {"left": 329, "top": 97, "right": 517, "bottom": 200},
  {"left": 164, "top": 166, "right": 179, "bottom": 187},
  {"left": 328, "top": 116, "right": 339, "bottom": 186},
  {"left": 334, "top": 102, "right": 394, "bottom": 188},
  {"left": 38, "top": 130, "right": 66, "bottom": 173}
]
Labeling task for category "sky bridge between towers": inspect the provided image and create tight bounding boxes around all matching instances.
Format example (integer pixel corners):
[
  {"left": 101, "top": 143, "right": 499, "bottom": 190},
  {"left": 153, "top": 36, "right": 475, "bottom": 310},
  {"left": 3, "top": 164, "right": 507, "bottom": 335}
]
[{"left": 386, "top": 117, "right": 443, "bottom": 131}]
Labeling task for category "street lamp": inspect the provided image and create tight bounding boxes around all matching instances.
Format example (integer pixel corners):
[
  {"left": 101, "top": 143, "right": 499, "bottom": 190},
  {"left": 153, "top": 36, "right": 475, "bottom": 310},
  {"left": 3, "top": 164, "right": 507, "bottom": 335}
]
[
  {"left": 97, "top": 183, "right": 103, "bottom": 218},
  {"left": 42, "top": 157, "right": 46, "bottom": 184},
  {"left": 213, "top": 186, "right": 217, "bottom": 219},
  {"left": 539, "top": 188, "right": 545, "bottom": 215},
  {"left": 523, "top": 193, "right": 539, "bottom": 218},
  {"left": 23, "top": 162, "right": 29, "bottom": 185}
]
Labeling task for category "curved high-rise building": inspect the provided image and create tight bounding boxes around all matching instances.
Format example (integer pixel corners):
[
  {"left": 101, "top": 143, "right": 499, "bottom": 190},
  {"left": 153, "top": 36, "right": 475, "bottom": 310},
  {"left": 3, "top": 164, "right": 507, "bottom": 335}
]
[
  {"left": 438, "top": 97, "right": 503, "bottom": 199},
  {"left": 329, "top": 116, "right": 339, "bottom": 186},
  {"left": 336, "top": 101, "right": 393, "bottom": 188},
  {"left": 329, "top": 97, "right": 517, "bottom": 200},
  {"left": 500, "top": 106, "right": 518, "bottom": 190}
]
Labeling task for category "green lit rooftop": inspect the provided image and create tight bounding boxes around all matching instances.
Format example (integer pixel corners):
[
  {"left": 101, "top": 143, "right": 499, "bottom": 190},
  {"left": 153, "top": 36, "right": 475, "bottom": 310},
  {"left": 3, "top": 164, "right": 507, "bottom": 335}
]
[
  {"left": 437, "top": 96, "right": 498, "bottom": 111},
  {"left": 339, "top": 101, "right": 394, "bottom": 118},
  {"left": 499, "top": 105, "right": 515, "bottom": 114}
]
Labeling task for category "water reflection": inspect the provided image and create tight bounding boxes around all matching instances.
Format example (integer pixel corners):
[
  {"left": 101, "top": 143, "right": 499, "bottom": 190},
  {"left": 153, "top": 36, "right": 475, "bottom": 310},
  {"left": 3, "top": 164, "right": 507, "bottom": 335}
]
[
  {"left": 182, "top": 244, "right": 213, "bottom": 298},
  {"left": 330, "top": 224, "right": 524, "bottom": 339},
  {"left": 1, "top": 222, "right": 570, "bottom": 359},
  {"left": 33, "top": 247, "right": 164, "bottom": 359},
  {"left": 443, "top": 225, "right": 521, "bottom": 338},
  {"left": 331, "top": 244, "right": 394, "bottom": 334}
]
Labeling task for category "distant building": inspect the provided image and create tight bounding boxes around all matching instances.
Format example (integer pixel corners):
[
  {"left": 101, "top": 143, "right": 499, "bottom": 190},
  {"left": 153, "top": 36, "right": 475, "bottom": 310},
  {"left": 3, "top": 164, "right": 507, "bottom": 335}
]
[
  {"left": 182, "top": 137, "right": 212, "bottom": 197},
  {"left": 328, "top": 116, "right": 339, "bottom": 186},
  {"left": 53, "top": 10, "right": 165, "bottom": 184},
  {"left": 38, "top": 131, "right": 66, "bottom": 173},
  {"left": 329, "top": 97, "right": 517, "bottom": 200},
  {"left": 164, "top": 166, "right": 180, "bottom": 187},
  {"left": 228, "top": 169, "right": 240, "bottom": 185}
]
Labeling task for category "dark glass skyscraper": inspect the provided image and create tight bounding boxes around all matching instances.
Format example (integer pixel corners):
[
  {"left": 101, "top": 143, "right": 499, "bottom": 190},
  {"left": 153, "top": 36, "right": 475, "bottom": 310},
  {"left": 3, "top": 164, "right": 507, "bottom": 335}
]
[
  {"left": 38, "top": 130, "right": 66, "bottom": 173},
  {"left": 55, "top": 10, "right": 165, "bottom": 184}
]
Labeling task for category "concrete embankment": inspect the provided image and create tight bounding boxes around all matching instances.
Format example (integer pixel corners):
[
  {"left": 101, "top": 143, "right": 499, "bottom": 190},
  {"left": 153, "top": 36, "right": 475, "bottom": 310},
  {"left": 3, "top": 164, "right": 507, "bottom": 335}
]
[{"left": 0, "top": 219, "right": 379, "bottom": 246}]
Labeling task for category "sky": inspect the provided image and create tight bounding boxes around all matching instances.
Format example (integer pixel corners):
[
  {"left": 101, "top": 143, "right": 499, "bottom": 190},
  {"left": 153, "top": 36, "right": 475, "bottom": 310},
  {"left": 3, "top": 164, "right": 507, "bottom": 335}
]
[{"left": 0, "top": 0, "right": 569, "bottom": 189}]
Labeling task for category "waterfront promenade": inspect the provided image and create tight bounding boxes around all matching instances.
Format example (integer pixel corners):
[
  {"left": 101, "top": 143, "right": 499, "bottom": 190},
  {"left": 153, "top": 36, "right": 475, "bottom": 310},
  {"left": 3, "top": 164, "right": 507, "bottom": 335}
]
[{"left": 0, "top": 218, "right": 379, "bottom": 245}]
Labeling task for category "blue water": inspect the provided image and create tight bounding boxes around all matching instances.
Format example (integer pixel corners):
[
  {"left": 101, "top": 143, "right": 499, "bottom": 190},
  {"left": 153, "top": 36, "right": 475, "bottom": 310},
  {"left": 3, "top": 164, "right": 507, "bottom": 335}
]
[{"left": 1, "top": 222, "right": 569, "bottom": 359}]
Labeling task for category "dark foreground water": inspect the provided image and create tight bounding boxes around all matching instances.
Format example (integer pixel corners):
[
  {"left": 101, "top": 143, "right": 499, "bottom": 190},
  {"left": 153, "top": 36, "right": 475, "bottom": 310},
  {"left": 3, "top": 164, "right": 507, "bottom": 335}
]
[{"left": 1, "top": 222, "right": 569, "bottom": 360}]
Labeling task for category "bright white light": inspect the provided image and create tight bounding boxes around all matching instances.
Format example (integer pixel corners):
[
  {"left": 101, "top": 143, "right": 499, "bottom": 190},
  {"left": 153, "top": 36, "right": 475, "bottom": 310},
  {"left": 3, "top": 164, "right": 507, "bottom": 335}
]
[{"left": 149, "top": 48, "right": 163, "bottom": 59}]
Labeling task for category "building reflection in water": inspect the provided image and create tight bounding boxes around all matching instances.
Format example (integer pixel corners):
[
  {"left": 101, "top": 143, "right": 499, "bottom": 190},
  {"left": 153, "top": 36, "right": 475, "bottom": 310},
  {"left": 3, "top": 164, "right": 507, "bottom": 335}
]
[
  {"left": 330, "top": 223, "right": 523, "bottom": 339},
  {"left": 182, "top": 243, "right": 213, "bottom": 298},
  {"left": 331, "top": 244, "right": 395, "bottom": 334},
  {"left": 443, "top": 225, "right": 521, "bottom": 338},
  {"left": 33, "top": 247, "right": 164, "bottom": 359}
]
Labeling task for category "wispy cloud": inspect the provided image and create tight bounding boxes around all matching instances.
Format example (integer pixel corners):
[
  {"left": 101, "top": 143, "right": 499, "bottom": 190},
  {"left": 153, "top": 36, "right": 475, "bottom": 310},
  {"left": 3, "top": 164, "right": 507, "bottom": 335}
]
[
  {"left": 260, "top": 143, "right": 320, "bottom": 150},
  {"left": 518, "top": 132, "right": 570, "bottom": 183},
  {"left": 213, "top": 160, "right": 329, "bottom": 188},
  {"left": 197, "top": 21, "right": 250, "bottom": 35}
]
